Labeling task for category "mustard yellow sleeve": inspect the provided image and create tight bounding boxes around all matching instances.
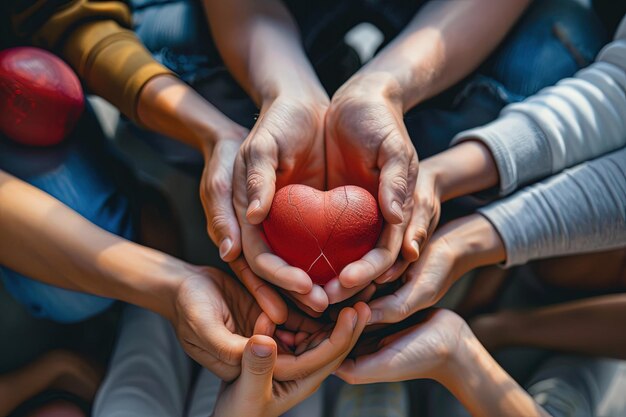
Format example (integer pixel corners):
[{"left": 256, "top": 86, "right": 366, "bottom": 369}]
[{"left": 13, "top": 0, "right": 173, "bottom": 123}]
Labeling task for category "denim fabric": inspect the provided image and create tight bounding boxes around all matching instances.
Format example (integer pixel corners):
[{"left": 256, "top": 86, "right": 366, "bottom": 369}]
[{"left": 0, "top": 107, "right": 136, "bottom": 323}]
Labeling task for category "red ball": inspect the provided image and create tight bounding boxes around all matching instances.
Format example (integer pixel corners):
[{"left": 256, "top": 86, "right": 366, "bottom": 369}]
[
  {"left": 263, "top": 184, "right": 383, "bottom": 286},
  {"left": 0, "top": 47, "right": 84, "bottom": 146}
]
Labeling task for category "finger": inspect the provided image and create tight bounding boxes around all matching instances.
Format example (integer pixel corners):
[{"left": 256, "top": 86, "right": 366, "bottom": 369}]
[
  {"left": 377, "top": 133, "right": 415, "bottom": 225},
  {"left": 401, "top": 205, "right": 436, "bottom": 263},
  {"left": 230, "top": 257, "right": 288, "bottom": 324},
  {"left": 368, "top": 264, "right": 437, "bottom": 324},
  {"left": 241, "top": 227, "right": 313, "bottom": 294},
  {"left": 274, "top": 303, "right": 370, "bottom": 381},
  {"left": 285, "top": 285, "right": 329, "bottom": 314},
  {"left": 324, "top": 278, "right": 369, "bottom": 305},
  {"left": 327, "top": 284, "right": 377, "bottom": 322},
  {"left": 338, "top": 222, "right": 404, "bottom": 288},
  {"left": 237, "top": 335, "right": 277, "bottom": 398},
  {"left": 254, "top": 312, "right": 277, "bottom": 337},
  {"left": 242, "top": 137, "right": 278, "bottom": 225},
  {"left": 202, "top": 141, "right": 242, "bottom": 262},
  {"left": 305, "top": 302, "right": 370, "bottom": 379},
  {"left": 375, "top": 257, "right": 410, "bottom": 285}
]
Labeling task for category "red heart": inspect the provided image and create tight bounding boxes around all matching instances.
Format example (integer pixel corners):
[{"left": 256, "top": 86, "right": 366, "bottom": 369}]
[{"left": 262, "top": 184, "right": 383, "bottom": 286}]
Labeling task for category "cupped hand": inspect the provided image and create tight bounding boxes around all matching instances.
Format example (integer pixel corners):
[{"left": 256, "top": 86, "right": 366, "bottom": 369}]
[
  {"left": 336, "top": 309, "right": 470, "bottom": 384},
  {"left": 234, "top": 95, "right": 329, "bottom": 313},
  {"left": 367, "top": 215, "right": 506, "bottom": 324},
  {"left": 211, "top": 303, "right": 370, "bottom": 417},
  {"left": 324, "top": 73, "right": 419, "bottom": 303},
  {"left": 200, "top": 128, "right": 248, "bottom": 262}
]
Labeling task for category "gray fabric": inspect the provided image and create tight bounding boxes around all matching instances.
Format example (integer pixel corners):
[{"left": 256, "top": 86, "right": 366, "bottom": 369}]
[
  {"left": 452, "top": 17, "right": 626, "bottom": 196},
  {"left": 479, "top": 148, "right": 626, "bottom": 267},
  {"left": 93, "top": 305, "right": 222, "bottom": 417}
]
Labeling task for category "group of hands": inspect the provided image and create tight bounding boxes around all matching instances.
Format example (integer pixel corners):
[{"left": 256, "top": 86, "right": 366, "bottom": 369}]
[{"left": 165, "top": 74, "right": 489, "bottom": 416}]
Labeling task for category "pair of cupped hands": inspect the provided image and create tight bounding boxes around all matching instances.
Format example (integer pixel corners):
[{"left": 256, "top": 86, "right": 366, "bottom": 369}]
[{"left": 177, "top": 75, "right": 471, "bottom": 416}]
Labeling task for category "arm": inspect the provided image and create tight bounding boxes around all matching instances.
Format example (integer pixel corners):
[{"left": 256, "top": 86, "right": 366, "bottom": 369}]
[
  {"left": 0, "top": 170, "right": 189, "bottom": 318},
  {"left": 400, "top": 16, "right": 626, "bottom": 259},
  {"left": 478, "top": 147, "right": 626, "bottom": 267},
  {"left": 324, "top": 0, "right": 528, "bottom": 284},
  {"left": 451, "top": 17, "right": 626, "bottom": 195},
  {"left": 201, "top": 0, "right": 330, "bottom": 312},
  {"left": 359, "top": 0, "right": 531, "bottom": 110},
  {"left": 472, "top": 293, "right": 626, "bottom": 359},
  {"left": 337, "top": 309, "right": 550, "bottom": 417},
  {"left": 0, "top": 351, "right": 101, "bottom": 416},
  {"left": 369, "top": 147, "right": 626, "bottom": 323},
  {"left": 12, "top": 0, "right": 251, "bottom": 265}
]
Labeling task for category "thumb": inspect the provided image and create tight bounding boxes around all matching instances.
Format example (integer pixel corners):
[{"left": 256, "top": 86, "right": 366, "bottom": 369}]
[{"left": 238, "top": 335, "right": 277, "bottom": 398}]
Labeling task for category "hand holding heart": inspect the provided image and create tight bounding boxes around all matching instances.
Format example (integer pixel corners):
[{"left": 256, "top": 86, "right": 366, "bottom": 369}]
[{"left": 234, "top": 89, "right": 419, "bottom": 315}]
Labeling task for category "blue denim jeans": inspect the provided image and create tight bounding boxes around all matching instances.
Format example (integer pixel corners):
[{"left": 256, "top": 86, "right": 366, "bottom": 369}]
[{"left": 0, "top": 108, "right": 136, "bottom": 323}]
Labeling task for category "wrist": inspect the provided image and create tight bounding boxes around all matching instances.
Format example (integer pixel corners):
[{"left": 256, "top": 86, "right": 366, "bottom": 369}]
[
  {"left": 336, "top": 71, "right": 404, "bottom": 113},
  {"left": 435, "top": 214, "right": 506, "bottom": 276},
  {"left": 100, "top": 244, "right": 197, "bottom": 321},
  {"left": 421, "top": 141, "right": 499, "bottom": 202}
]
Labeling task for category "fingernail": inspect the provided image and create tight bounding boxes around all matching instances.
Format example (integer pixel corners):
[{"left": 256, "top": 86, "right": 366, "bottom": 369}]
[
  {"left": 247, "top": 199, "right": 261, "bottom": 216},
  {"left": 252, "top": 342, "right": 273, "bottom": 358},
  {"left": 391, "top": 201, "right": 403, "bottom": 221},
  {"left": 368, "top": 310, "right": 382, "bottom": 324},
  {"left": 219, "top": 238, "right": 233, "bottom": 260},
  {"left": 411, "top": 239, "right": 420, "bottom": 255}
]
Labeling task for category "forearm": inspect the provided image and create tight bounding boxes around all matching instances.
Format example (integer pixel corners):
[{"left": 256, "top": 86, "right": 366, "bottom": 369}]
[
  {"left": 202, "top": 0, "right": 326, "bottom": 106},
  {"left": 453, "top": 19, "right": 626, "bottom": 195},
  {"left": 136, "top": 74, "right": 247, "bottom": 152},
  {"left": 359, "top": 0, "right": 530, "bottom": 110},
  {"left": 442, "top": 333, "right": 550, "bottom": 417},
  {"left": 482, "top": 294, "right": 626, "bottom": 359},
  {"left": 0, "top": 171, "right": 191, "bottom": 320},
  {"left": 479, "top": 148, "right": 626, "bottom": 267},
  {"left": 423, "top": 140, "right": 499, "bottom": 202},
  {"left": 438, "top": 214, "right": 506, "bottom": 279}
]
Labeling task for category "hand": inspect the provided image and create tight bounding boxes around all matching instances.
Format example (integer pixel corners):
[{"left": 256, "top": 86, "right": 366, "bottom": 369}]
[
  {"left": 169, "top": 264, "right": 362, "bottom": 382},
  {"left": 367, "top": 215, "right": 506, "bottom": 324},
  {"left": 45, "top": 350, "right": 103, "bottom": 401},
  {"left": 324, "top": 73, "right": 419, "bottom": 303},
  {"left": 336, "top": 309, "right": 470, "bottom": 384},
  {"left": 234, "top": 95, "right": 329, "bottom": 313},
  {"left": 212, "top": 303, "right": 370, "bottom": 417},
  {"left": 200, "top": 129, "right": 248, "bottom": 262}
]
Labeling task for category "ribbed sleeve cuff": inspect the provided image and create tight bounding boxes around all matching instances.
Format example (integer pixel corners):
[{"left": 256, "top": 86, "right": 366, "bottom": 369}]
[
  {"left": 451, "top": 112, "right": 551, "bottom": 196},
  {"left": 477, "top": 205, "right": 528, "bottom": 268}
]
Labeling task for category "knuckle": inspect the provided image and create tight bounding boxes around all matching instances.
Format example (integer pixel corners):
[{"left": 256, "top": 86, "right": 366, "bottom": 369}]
[
  {"left": 208, "top": 173, "right": 232, "bottom": 196},
  {"left": 246, "top": 358, "right": 274, "bottom": 376},
  {"left": 246, "top": 169, "right": 266, "bottom": 195}
]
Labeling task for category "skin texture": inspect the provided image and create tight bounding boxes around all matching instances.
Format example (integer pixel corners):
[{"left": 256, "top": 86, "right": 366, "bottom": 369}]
[
  {"left": 0, "top": 170, "right": 357, "bottom": 383},
  {"left": 0, "top": 350, "right": 101, "bottom": 417},
  {"left": 367, "top": 214, "right": 506, "bottom": 324},
  {"left": 325, "top": 0, "right": 531, "bottom": 295},
  {"left": 202, "top": 0, "right": 529, "bottom": 310},
  {"left": 202, "top": 0, "right": 330, "bottom": 313},
  {"left": 337, "top": 309, "right": 550, "bottom": 417},
  {"left": 471, "top": 293, "right": 626, "bottom": 359},
  {"left": 212, "top": 303, "right": 370, "bottom": 417}
]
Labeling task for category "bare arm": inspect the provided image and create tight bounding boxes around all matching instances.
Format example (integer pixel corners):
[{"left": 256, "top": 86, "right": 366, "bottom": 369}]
[
  {"left": 473, "top": 293, "right": 626, "bottom": 359},
  {"left": 359, "top": 0, "right": 530, "bottom": 110},
  {"left": 0, "top": 170, "right": 190, "bottom": 318}
]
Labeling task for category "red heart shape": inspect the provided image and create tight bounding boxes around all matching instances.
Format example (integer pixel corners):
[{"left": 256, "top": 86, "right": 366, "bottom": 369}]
[{"left": 263, "top": 184, "right": 383, "bottom": 286}]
